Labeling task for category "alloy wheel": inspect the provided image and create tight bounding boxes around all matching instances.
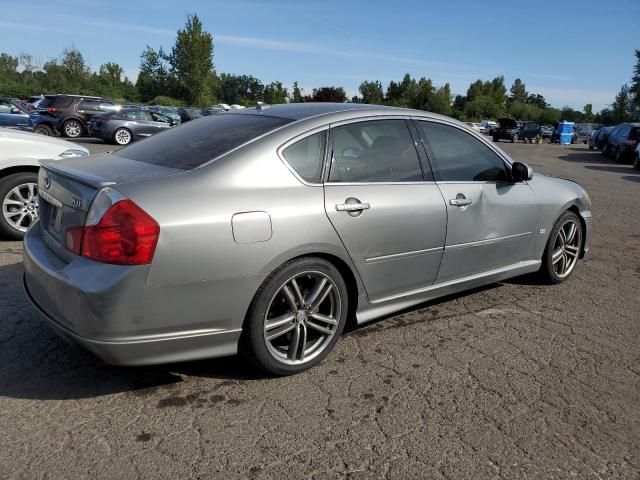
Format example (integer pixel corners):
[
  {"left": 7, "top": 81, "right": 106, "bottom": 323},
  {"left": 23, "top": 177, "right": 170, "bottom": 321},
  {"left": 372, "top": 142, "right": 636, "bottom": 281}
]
[
  {"left": 2, "top": 182, "right": 38, "bottom": 233},
  {"left": 551, "top": 219, "right": 580, "bottom": 279},
  {"left": 64, "top": 121, "right": 82, "bottom": 138},
  {"left": 114, "top": 129, "right": 132, "bottom": 145},
  {"left": 263, "top": 271, "right": 341, "bottom": 365}
]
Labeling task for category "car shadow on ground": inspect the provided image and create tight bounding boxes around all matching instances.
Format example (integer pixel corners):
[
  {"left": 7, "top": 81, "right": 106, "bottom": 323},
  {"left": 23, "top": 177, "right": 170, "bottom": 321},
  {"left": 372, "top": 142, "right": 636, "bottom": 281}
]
[
  {"left": 558, "top": 149, "right": 639, "bottom": 180},
  {"left": 0, "top": 260, "right": 547, "bottom": 401}
]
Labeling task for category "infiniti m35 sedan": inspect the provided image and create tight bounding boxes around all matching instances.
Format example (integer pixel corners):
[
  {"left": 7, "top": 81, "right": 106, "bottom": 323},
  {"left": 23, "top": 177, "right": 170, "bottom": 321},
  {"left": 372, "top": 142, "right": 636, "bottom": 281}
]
[{"left": 23, "top": 103, "right": 591, "bottom": 375}]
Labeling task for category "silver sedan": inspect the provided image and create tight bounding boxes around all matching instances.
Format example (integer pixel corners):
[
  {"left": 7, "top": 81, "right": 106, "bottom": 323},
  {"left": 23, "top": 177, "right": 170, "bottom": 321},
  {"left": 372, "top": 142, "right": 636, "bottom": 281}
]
[{"left": 23, "top": 103, "right": 592, "bottom": 375}]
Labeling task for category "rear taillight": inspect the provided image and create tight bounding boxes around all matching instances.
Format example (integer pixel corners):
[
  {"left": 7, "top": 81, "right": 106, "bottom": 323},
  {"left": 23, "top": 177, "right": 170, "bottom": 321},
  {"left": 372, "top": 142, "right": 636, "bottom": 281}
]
[
  {"left": 64, "top": 188, "right": 159, "bottom": 265},
  {"left": 626, "top": 139, "right": 637, "bottom": 147},
  {"left": 47, "top": 106, "right": 56, "bottom": 113}
]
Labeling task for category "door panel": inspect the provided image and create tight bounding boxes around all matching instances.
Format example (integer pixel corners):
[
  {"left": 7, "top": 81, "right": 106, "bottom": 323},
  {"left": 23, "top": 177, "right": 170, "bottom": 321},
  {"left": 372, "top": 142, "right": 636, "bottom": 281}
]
[
  {"left": 324, "top": 184, "right": 446, "bottom": 300},
  {"left": 436, "top": 182, "right": 537, "bottom": 282}
]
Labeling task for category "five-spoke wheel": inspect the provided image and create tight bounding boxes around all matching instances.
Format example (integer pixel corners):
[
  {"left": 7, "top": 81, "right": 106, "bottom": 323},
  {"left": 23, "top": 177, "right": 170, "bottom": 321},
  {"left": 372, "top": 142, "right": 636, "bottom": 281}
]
[
  {"left": 242, "top": 257, "right": 348, "bottom": 375},
  {"left": 540, "top": 211, "right": 583, "bottom": 283}
]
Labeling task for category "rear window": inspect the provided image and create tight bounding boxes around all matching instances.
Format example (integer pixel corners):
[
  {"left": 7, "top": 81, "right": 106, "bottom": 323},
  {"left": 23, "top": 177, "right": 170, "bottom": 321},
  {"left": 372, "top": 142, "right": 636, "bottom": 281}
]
[
  {"left": 629, "top": 127, "right": 640, "bottom": 140},
  {"left": 116, "top": 114, "right": 293, "bottom": 170}
]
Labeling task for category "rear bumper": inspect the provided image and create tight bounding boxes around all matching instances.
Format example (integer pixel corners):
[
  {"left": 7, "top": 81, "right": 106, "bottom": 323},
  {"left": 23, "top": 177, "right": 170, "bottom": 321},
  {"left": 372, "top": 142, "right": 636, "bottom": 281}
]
[{"left": 22, "top": 225, "right": 245, "bottom": 366}]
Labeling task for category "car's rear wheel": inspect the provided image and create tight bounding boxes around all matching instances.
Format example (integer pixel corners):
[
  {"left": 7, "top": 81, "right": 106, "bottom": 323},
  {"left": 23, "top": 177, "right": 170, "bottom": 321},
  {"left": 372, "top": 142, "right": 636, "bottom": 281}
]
[
  {"left": 601, "top": 143, "right": 609, "bottom": 155},
  {"left": 512, "top": 134, "right": 518, "bottom": 143},
  {"left": 493, "top": 136, "right": 498, "bottom": 142},
  {"left": 539, "top": 211, "right": 583, "bottom": 284},
  {"left": 63, "top": 119, "right": 83, "bottom": 138},
  {"left": 241, "top": 257, "right": 348, "bottom": 376},
  {"left": 614, "top": 147, "right": 624, "bottom": 163},
  {"left": 0, "top": 172, "right": 39, "bottom": 240},
  {"left": 33, "top": 124, "right": 53, "bottom": 136},
  {"left": 113, "top": 128, "right": 132, "bottom": 145},
  {"left": 633, "top": 153, "right": 640, "bottom": 170}
]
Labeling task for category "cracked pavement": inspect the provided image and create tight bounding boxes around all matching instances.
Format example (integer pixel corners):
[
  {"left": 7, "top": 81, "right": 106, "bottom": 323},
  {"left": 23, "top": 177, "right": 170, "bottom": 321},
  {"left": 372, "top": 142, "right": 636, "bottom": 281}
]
[{"left": 1, "top": 141, "right": 639, "bottom": 479}]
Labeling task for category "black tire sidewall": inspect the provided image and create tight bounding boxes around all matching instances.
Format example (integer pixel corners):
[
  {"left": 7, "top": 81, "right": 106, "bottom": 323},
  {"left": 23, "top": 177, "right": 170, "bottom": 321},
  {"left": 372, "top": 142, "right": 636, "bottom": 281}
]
[
  {"left": 34, "top": 125, "right": 52, "bottom": 136},
  {"left": 241, "top": 257, "right": 349, "bottom": 376},
  {"left": 541, "top": 211, "right": 583, "bottom": 284},
  {"left": 0, "top": 172, "right": 39, "bottom": 240}
]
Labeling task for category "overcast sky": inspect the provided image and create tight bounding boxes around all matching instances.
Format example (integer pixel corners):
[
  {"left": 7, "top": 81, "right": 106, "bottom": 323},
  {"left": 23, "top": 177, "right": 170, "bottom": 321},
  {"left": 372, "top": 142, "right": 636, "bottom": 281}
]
[{"left": 2, "top": 0, "right": 638, "bottom": 110}]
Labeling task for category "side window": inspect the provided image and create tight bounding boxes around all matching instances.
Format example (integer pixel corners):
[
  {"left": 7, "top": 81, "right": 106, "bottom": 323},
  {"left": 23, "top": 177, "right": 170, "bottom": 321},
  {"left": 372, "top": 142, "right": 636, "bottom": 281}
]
[
  {"left": 79, "top": 100, "right": 100, "bottom": 110},
  {"left": 417, "top": 121, "right": 509, "bottom": 182},
  {"left": 150, "top": 112, "right": 169, "bottom": 123},
  {"left": 124, "top": 110, "right": 139, "bottom": 121},
  {"left": 0, "top": 100, "right": 11, "bottom": 113},
  {"left": 328, "top": 120, "right": 423, "bottom": 182},
  {"left": 282, "top": 131, "right": 326, "bottom": 183}
]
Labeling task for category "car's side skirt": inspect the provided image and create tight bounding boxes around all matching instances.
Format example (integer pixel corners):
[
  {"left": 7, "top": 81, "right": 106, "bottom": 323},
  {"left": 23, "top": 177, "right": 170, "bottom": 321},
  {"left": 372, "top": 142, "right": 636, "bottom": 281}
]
[{"left": 355, "top": 260, "right": 541, "bottom": 324}]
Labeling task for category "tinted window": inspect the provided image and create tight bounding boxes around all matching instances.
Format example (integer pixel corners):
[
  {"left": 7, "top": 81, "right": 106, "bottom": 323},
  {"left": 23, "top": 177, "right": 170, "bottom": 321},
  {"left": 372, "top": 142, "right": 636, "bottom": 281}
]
[
  {"left": 629, "top": 127, "right": 640, "bottom": 140},
  {"left": 282, "top": 131, "right": 326, "bottom": 183},
  {"left": 417, "top": 121, "right": 509, "bottom": 182},
  {"left": 79, "top": 100, "right": 100, "bottom": 110},
  {"left": 117, "top": 114, "right": 292, "bottom": 170},
  {"left": 328, "top": 120, "right": 423, "bottom": 182},
  {"left": 0, "top": 100, "right": 11, "bottom": 113}
]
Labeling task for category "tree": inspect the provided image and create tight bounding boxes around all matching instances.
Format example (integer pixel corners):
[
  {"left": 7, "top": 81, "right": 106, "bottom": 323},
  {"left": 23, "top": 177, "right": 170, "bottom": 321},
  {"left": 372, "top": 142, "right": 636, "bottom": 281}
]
[
  {"left": 136, "top": 46, "right": 170, "bottom": 102},
  {"left": 583, "top": 104, "right": 594, "bottom": 122},
  {"left": 610, "top": 84, "right": 632, "bottom": 123},
  {"left": 263, "top": 81, "right": 288, "bottom": 104},
  {"left": 0, "top": 53, "right": 18, "bottom": 75},
  {"left": 509, "top": 78, "right": 527, "bottom": 104},
  {"left": 526, "top": 93, "right": 548, "bottom": 109},
  {"left": 168, "top": 14, "right": 215, "bottom": 106},
  {"left": 629, "top": 49, "right": 640, "bottom": 118},
  {"left": 304, "top": 86, "right": 346, "bottom": 102},
  {"left": 291, "top": 82, "right": 303, "bottom": 103},
  {"left": 358, "top": 80, "right": 384, "bottom": 104},
  {"left": 217, "top": 73, "right": 264, "bottom": 105}
]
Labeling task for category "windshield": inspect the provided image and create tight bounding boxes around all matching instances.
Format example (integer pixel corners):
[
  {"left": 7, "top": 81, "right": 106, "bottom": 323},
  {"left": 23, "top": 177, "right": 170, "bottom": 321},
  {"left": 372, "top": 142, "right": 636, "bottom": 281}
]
[{"left": 116, "top": 113, "right": 293, "bottom": 170}]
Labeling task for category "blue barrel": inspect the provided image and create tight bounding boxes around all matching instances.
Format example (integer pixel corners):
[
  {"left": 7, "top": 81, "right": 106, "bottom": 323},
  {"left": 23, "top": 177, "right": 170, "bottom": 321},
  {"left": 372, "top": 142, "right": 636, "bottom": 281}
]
[{"left": 560, "top": 132, "right": 573, "bottom": 144}]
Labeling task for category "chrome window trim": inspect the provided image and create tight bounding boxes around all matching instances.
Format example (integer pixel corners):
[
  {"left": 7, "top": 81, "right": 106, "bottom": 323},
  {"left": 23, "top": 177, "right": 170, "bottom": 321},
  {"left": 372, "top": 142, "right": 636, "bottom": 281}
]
[{"left": 325, "top": 181, "right": 437, "bottom": 186}]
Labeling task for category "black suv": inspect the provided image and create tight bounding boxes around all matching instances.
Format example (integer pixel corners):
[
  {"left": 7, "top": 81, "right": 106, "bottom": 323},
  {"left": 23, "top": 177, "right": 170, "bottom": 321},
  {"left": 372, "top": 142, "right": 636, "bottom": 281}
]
[
  {"left": 493, "top": 118, "right": 540, "bottom": 143},
  {"left": 37, "top": 95, "right": 119, "bottom": 138}
]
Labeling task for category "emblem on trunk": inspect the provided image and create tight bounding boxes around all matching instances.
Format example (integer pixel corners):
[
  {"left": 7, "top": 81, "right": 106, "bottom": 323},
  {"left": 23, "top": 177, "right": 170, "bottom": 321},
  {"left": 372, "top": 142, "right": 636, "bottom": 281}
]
[{"left": 43, "top": 176, "right": 51, "bottom": 189}]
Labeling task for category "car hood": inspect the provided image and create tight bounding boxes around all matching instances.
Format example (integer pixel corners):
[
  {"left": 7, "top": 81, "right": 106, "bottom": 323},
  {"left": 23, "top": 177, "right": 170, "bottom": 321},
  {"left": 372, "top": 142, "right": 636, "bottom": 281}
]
[
  {"left": 0, "top": 129, "right": 88, "bottom": 162},
  {"left": 497, "top": 118, "right": 518, "bottom": 128}
]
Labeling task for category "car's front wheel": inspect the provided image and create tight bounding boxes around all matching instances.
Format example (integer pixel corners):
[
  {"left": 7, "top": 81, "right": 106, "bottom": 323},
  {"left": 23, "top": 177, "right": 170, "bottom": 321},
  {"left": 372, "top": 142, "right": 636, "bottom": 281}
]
[
  {"left": 113, "top": 128, "right": 132, "bottom": 145},
  {"left": 512, "top": 134, "right": 518, "bottom": 143},
  {"left": 241, "top": 257, "right": 348, "bottom": 376},
  {"left": 0, "top": 172, "right": 39, "bottom": 240},
  {"left": 33, "top": 124, "right": 53, "bottom": 136},
  {"left": 539, "top": 211, "right": 583, "bottom": 284},
  {"left": 63, "top": 119, "right": 83, "bottom": 138}
]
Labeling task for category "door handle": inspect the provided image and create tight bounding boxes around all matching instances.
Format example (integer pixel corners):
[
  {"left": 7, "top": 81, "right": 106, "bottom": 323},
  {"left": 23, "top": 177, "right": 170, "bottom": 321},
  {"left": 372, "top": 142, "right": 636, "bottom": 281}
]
[
  {"left": 336, "top": 202, "right": 370, "bottom": 212},
  {"left": 449, "top": 194, "right": 472, "bottom": 207}
]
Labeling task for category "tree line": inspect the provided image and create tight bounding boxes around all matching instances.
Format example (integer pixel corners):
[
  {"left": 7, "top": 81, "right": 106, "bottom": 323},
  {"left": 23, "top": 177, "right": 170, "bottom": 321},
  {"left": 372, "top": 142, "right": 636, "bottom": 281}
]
[{"left": 0, "top": 14, "right": 638, "bottom": 125}]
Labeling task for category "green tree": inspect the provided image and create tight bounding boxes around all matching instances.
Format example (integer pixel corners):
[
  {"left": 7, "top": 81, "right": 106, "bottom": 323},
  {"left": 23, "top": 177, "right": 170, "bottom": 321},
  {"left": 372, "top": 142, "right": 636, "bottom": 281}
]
[
  {"left": 262, "top": 81, "right": 288, "bottom": 104},
  {"left": 0, "top": 53, "right": 19, "bottom": 75},
  {"left": 526, "top": 93, "right": 548, "bottom": 108},
  {"left": 610, "top": 84, "right": 632, "bottom": 123},
  {"left": 168, "top": 14, "right": 215, "bottom": 106},
  {"left": 358, "top": 80, "right": 384, "bottom": 104},
  {"left": 217, "top": 73, "right": 264, "bottom": 104},
  {"left": 291, "top": 81, "right": 303, "bottom": 103},
  {"left": 629, "top": 49, "right": 640, "bottom": 118},
  {"left": 304, "top": 86, "right": 346, "bottom": 102},
  {"left": 509, "top": 78, "right": 527, "bottom": 104},
  {"left": 136, "top": 46, "right": 171, "bottom": 102},
  {"left": 583, "top": 104, "right": 594, "bottom": 122}
]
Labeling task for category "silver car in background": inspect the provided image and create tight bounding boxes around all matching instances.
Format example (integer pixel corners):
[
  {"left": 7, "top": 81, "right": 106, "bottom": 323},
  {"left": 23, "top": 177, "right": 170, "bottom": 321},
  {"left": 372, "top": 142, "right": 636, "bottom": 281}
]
[{"left": 23, "top": 103, "right": 592, "bottom": 375}]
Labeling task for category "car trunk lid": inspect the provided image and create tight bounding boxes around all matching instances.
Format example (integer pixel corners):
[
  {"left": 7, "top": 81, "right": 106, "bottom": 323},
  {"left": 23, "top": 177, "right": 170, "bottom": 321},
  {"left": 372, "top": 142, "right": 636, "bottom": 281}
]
[{"left": 37, "top": 153, "right": 182, "bottom": 262}]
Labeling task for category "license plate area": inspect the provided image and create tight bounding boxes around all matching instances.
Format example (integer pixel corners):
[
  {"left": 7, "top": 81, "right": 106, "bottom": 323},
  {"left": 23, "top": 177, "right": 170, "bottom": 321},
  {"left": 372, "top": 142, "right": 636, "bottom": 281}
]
[{"left": 39, "top": 190, "right": 63, "bottom": 237}]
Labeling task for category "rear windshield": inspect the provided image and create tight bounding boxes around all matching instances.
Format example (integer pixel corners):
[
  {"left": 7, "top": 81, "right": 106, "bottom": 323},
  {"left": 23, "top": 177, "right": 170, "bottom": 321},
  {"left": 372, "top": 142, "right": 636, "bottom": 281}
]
[
  {"left": 116, "top": 114, "right": 293, "bottom": 170},
  {"left": 630, "top": 127, "right": 640, "bottom": 140}
]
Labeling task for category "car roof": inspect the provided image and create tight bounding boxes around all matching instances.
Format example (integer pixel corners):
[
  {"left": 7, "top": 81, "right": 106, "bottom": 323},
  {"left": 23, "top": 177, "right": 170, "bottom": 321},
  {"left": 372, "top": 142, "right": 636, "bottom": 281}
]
[{"left": 228, "top": 102, "right": 461, "bottom": 124}]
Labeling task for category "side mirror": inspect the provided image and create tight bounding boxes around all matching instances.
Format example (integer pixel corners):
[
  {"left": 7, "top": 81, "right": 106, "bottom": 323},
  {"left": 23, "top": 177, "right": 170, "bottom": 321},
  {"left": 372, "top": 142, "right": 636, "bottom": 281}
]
[
  {"left": 512, "top": 162, "right": 533, "bottom": 182},
  {"left": 10, "top": 107, "right": 21, "bottom": 114}
]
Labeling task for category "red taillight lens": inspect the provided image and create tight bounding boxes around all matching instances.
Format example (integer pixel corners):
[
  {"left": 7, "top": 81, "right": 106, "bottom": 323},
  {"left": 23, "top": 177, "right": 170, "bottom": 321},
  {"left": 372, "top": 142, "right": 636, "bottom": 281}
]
[
  {"left": 626, "top": 139, "right": 637, "bottom": 147},
  {"left": 47, "top": 106, "right": 56, "bottom": 112},
  {"left": 65, "top": 199, "right": 159, "bottom": 265}
]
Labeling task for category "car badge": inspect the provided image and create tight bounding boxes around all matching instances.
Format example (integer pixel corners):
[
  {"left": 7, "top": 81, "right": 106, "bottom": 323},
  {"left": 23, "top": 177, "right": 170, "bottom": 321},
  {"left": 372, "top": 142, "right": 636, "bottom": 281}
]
[{"left": 43, "top": 176, "right": 51, "bottom": 189}]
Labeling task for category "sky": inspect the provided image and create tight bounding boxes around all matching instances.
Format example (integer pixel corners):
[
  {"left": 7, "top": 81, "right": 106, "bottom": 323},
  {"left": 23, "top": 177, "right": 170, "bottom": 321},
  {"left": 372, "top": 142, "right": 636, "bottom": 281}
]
[{"left": 1, "top": 0, "right": 638, "bottom": 111}]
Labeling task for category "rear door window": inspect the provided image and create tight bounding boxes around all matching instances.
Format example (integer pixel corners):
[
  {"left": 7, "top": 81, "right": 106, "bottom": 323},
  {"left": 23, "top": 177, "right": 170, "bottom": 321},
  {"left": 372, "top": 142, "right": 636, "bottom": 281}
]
[
  {"left": 282, "top": 131, "right": 326, "bottom": 183},
  {"left": 79, "top": 100, "right": 100, "bottom": 111},
  {"left": 116, "top": 114, "right": 293, "bottom": 170}
]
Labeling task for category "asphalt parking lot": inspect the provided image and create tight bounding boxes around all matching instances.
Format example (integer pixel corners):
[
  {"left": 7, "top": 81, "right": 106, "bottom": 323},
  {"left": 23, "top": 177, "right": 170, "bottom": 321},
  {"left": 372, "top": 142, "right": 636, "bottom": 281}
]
[{"left": 1, "top": 140, "right": 639, "bottom": 479}]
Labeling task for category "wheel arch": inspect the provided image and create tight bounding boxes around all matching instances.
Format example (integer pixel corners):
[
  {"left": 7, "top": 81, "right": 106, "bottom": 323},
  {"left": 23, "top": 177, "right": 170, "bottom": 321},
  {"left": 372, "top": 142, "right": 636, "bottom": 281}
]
[
  {"left": 565, "top": 204, "right": 588, "bottom": 259},
  {"left": 0, "top": 165, "right": 40, "bottom": 181}
]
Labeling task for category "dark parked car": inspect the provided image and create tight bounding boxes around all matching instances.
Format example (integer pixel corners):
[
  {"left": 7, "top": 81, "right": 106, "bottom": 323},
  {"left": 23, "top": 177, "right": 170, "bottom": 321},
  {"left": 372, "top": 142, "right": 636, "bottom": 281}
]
[
  {"left": 518, "top": 121, "right": 541, "bottom": 143},
  {"left": 589, "top": 126, "right": 612, "bottom": 150},
  {"left": 541, "top": 126, "right": 553, "bottom": 140},
  {"left": 89, "top": 108, "right": 177, "bottom": 145},
  {"left": 602, "top": 123, "right": 640, "bottom": 163},
  {"left": 0, "top": 97, "right": 35, "bottom": 131},
  {"left": 37, "top": 95, "right": 120, "bottom": 138},
  {"left": 177, "top": 107, "right": 203, "bottom": 123},
  {"left": 492, "top": 118, "right": 520, "bottom": 142}
]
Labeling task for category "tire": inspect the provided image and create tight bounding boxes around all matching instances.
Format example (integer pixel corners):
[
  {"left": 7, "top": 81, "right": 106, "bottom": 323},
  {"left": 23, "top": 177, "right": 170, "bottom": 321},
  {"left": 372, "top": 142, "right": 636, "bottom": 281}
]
[
  {"left": 33, "top": 124, "right": 53, "bottom": 136},
  {"left": 493, "top": 136, "right": 499, "bottom": 142},
  {"left": 634, "top": 154, "right": 640, "bottom": 170},
  {"left": 113, "top": 128, "right": 133, "bottom": 145},
  {"left": 601, "top": 143, "right": 609, "bottom": 155},
  {"left": 62, "top": 119, "right": 83, "bottom": 138},
  {"left": 614, "top": 147, "right": 625, "bottom": 164},
  {"left": 512, "top": 134, "right": 518, "bottom": 143},
  {"left": 539, "top": 211, "right": 583, "bottom": 284},
  {"left": 0, "top": 172, "right": 39, "bottom": 240},
  {"left": 241, "top": 257, "right": 349, "bottom": 376}
]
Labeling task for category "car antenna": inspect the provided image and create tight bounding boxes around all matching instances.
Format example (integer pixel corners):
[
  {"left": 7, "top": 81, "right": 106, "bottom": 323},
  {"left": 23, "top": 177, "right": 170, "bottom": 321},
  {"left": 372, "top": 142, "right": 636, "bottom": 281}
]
[{"left": 256, "top": 102, "right": 270, "bottom": 111}]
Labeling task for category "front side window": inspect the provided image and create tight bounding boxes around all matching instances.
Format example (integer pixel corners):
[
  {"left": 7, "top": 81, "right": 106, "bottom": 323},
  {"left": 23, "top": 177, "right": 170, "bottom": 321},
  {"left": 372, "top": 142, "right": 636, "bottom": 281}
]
[
  {"left": 417, "top": 121, "right": 509, "bottom": 182},
  {"left": 0, "top": 100, "right": 11, "bottom": 113},
  {"left": 282, "top": 131, "right": 326, "bottom": 183},
  {"left": 328, "top": 120, "right": 423, "bottom": 182}
]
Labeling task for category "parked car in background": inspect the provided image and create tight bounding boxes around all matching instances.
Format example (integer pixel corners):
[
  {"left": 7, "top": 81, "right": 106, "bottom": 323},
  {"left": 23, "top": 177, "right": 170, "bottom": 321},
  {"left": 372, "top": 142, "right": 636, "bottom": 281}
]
[
  {"left": 26, "top": 95, "right": 45, "bottom": 111},
  {"left": 217, "top": 103, "right": 231, "bottom": 111},
  {"left": 479, "top": 119, "right": 498, "bottom": 135},
  {"left": 492, "top": 118, "right": 520, "bottom": 142},
  {"left": 518, "top": 121, "right": 541, "bottom": 143},
  {"left": 589, "top": 126, "right": 612, "bottom": 150},
  {"left": 602, "top": 123, "right": 640, "bottom": 163},
  {"left": 634, "top": 143, "right": 640, "bottom": 170},
  {"left": 541, "top": 126, "right": 553, "bottom": 140},
  {"left": 0, "top": 96, "right": 35, "bottom": 131},
  {"left": 147, "top": 105, "right": 181, "bottom": 125},
  {"left": 0, "top": 129, "right": 88, "bottom": 239},
  {"left": 576, "top": 123, "right": 600, "bottom": 143},
  {"left": 89, "top": 108, "right": 177, "bottom": 145},
  {"left": 202, "top": 106, "right": 225, "bottom": 116},
  {"left": 22, "top": 103, "right": 591, "bottom": 376},
  {"left": 177, "top": 107, "right": 203, "bottom": 123},
  {"left": 229, "top": 104, "right": 246, "bottom": 110},
  {"left": 37, "top": 95, "right": 120, "bottom": 138},
  {"left": 465, "top": 122, "right": 481, "bottom": 132}
]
